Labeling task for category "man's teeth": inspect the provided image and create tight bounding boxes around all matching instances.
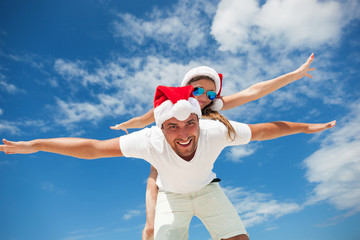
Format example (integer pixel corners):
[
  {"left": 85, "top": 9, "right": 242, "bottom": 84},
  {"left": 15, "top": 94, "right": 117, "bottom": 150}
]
[{"left": 178, "top": 139, "right": 191, "bottom": 146}]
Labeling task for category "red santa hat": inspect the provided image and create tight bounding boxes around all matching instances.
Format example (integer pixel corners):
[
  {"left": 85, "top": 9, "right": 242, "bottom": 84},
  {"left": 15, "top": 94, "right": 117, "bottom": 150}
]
[
  {"left": 154, "top": 85, "right": 202, "bottom": 127},
  {"left": 181, "top": 66, "right": 223, "bottom": 111}
]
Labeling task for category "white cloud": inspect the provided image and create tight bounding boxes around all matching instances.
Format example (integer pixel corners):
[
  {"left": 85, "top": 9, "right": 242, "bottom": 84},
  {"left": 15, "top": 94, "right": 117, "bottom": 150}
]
[
  {"left": 211, "top": 0, "right": 359, "bottom": 53},
  {"left": 0, "top": 120, "right": 21, "bottom": 135},
  {"left": 303, "top": 101, "right": 360, "bottom": 217},
  {"left": 41, "top": 181, "right": 66, "bottom": 195},
  {"left": 123, "top": 209, "right": 142, "bottom": 220},
  {"left": 52, "top": 52, "right": 326, "bottom": 126},
  {"left": 225, "top": 145, "right": 259, "bottom": 162},
  {"left": 8, "top": 53, "right": 46, "bottom": 71},
  {"left": 52, "top": 55, "right": 198, "bottom": 125},
  {"left": 0, "top": 80, "right": 23, "bottom": 94},
  {"left": 63, "top": 227, "right": 105, "bottom": 240},
  {"left": 111, "top": 0, "right": 217, "bottom": 50},
  {"left": 55, "top": 97, "right": 125, "bottom": 125},
  {"left": 223, "top": 186, "right": 302, "bottom": 227},
  {"left": 54, "top": 59, "right": 112, "bottom": 87}
]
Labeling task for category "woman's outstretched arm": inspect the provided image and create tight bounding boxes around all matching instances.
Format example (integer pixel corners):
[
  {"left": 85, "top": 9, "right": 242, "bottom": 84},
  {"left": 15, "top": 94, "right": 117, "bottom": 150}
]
[
  {"left": 110, "top": 108, "right": 155, "bottom": 134},
  {"left": 221, "top": 53, "right": 315, "bottom": 111},
  {"left": 142, "top": 166, "right": 158, "bottom": 240}
]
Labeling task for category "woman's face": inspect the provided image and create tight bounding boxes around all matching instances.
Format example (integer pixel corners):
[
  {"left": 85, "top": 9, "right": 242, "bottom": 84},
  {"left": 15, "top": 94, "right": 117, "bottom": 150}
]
[{"left": 189, "top": 79, "right": 216, "bottom": 110}]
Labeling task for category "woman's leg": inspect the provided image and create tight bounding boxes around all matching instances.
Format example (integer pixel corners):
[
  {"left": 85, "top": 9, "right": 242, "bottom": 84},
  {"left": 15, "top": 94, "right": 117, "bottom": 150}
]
[{"left": 142, "top": 166, "right": 159, "bottom": 240}]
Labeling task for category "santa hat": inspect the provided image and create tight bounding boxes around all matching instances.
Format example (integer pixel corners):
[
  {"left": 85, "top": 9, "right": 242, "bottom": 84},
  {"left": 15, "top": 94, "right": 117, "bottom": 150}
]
[
  {"left": 154, "top": 85, "right": 202, "bottom": 127},
  {"left": 181, "top": 66, "right": 223, "bottom": 111}
]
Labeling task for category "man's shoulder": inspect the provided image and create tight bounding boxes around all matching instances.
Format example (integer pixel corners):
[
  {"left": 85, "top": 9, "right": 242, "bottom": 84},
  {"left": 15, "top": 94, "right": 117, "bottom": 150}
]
[
  {"left": 199, "top": 119, "right": 223, "bottom": 128},
  {"left": 199, "top": 119, "right": 228, "bottom": 134},
  {"left": 199, "top": 119, "right": 251, "bottom": 142}
]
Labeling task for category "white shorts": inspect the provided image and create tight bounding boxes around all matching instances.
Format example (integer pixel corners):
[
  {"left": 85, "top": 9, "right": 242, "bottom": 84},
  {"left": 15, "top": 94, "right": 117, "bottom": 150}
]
[{"left": 154, "top": 182, "right": 248, "bottom": 240}]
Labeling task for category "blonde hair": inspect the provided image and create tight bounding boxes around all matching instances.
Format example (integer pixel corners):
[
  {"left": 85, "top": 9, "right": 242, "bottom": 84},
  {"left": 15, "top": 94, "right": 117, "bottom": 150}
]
[{"left": 188, "top": 76, "right": 236, "bottom": 141}]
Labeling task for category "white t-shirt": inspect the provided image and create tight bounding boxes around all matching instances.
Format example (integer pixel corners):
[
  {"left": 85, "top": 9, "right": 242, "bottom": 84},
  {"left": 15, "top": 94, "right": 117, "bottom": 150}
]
[{"left": 119, "top": 119, "right": 251, "bottom": 194}]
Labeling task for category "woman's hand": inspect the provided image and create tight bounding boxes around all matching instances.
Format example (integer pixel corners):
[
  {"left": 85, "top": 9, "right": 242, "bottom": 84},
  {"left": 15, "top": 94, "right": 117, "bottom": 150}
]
[
  {"left": 293, "top": 53, "right": 315, "bottom": 80},
  {"left": 110, "top": 123, "right": 129, "bottom": 134}
]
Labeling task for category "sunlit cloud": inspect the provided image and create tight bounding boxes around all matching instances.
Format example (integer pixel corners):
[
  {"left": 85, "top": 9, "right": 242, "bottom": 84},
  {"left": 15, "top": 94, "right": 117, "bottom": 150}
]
[
  {"left": 123, "top": 209, "right": 143, "bottom": 220},
  {"left": 63, "top": 227, "right": 105, "bottom": 240},
  {"left": 224, "top": 186, "right": 302, "bottom": 227},
  {"left": 211, "top": 0, "right": 359, "bottom": 53},
  {"left": 52, "top": 56, "right": 197, "bottom": 124},
  {"left": 225, "top": 144, "right": 259, "bottom": 162},
  {"left": 0, "top": 120, "right": 21, "bottom": 135},
  {"left": 111, "top": 0, "right": 217, "bottom": 50},
  {"left": 55, "top": 98, "right": 115, "bottom": 125},
  {"left": 54, "top": 59, "right": 113, "bottom": 87},
  {"left": 41, "top": 181, "right": 66, "bottom": 195},
  {"left": 303, "top": 101, "right": 360, "bottom": 221},
  {"left": 0, "top": 80, "right": 24, "bottom": 94}
]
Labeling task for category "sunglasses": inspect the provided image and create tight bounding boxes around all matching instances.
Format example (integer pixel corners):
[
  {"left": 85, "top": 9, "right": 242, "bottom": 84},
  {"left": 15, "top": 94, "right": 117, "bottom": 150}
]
[{"left": 193, "top": 87, "right": 217, "bottom": 100}]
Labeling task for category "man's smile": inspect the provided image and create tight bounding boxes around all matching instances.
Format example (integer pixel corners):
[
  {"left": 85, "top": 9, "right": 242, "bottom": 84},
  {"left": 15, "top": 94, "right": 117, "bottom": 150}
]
[{"left": 177, "top": 139, "right": 192, "bottom": 147}]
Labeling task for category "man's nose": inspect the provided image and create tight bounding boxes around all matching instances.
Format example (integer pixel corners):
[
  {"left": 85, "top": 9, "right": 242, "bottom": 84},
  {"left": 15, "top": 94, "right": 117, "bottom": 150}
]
[{"left": 177, "top": 127, "right": 189, "bottom": 139}]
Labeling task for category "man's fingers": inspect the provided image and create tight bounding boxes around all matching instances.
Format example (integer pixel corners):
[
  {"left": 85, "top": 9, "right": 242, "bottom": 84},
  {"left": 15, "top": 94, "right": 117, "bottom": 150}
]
[
  {"left": 327, "top": 120, "right": 336, "bottom": 128},
  {"left": 1, "top": 139, "right": 12, "bottom": 153}
]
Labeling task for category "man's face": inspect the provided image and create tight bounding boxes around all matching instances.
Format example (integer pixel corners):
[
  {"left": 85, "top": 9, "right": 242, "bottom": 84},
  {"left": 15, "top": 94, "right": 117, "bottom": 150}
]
[{"left": 161, "top": 113, "right": 200, "bottom": 161}]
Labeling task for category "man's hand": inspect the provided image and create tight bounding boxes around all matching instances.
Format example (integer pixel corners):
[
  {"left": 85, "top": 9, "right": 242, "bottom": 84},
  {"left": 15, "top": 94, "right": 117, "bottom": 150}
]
[
  {"left": 306, "top": 120, "right": 336, "bottom": 134},
  {"left": 0, "top": 139, "right": 38, "bottom": 154}
]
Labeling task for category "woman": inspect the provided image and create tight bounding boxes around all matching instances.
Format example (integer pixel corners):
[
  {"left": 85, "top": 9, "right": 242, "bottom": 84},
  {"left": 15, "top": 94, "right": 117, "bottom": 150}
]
[{"left": 112, "top": 54, "right": 315, "bottom": 240}]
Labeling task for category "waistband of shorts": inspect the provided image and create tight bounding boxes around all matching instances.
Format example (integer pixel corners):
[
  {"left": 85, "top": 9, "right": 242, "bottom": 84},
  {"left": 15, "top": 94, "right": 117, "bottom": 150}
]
[{"left": 210, "top": 178, "right": 221, "bottom": 183}]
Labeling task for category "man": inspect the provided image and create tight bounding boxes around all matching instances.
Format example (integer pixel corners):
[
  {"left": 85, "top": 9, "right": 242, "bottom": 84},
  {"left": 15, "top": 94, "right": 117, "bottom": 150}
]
[{"left": 0, "top": 85, "right": 336, "bottom": 240}]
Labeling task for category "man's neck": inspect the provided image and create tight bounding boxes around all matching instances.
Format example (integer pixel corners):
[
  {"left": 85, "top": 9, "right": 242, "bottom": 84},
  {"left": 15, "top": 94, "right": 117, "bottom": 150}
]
[{"left": 181, "top": 151, "right": 196, "bottom": 162}]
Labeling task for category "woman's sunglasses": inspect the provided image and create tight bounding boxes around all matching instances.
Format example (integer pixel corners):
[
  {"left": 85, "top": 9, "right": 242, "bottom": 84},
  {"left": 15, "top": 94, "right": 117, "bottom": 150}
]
[{"left": 193, "top": 87, "right": 217, "bottom": 100}]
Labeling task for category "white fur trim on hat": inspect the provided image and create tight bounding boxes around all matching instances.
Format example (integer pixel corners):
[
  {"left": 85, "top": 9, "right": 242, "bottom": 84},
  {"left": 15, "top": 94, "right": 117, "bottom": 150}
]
[
  {"left": 154, "top": 97, "right": 202, "bottom": 127},
  {"left": 181, "top": 66, "right": 221, "bottom": 94},
  {"left": 211, "top": 98, "right": 223, "bottom": 111}
]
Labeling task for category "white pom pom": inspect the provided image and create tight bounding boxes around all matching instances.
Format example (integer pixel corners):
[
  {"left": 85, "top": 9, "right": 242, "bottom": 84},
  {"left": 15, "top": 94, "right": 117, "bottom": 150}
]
[
  {"left": 173, "top": 100, "right": 192, "bottom": 121},
  {"left": 211, "top": 99, "right": 223, "bottom": 111}
]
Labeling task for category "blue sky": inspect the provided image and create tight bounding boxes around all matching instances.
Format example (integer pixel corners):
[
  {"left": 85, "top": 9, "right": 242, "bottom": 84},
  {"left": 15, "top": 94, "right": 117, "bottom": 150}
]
[{"left": 0, "top": 0, "right": 359, "bottom": 239}]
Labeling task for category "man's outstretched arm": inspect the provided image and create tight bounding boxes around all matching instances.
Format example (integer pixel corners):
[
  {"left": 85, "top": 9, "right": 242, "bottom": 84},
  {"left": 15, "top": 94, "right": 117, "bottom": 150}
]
[
  {"left": 249, "top": 120, "right": 336, "bottom": 141},
  {"left": 0, "top": 137, "right": 123, "bottom": 159}
]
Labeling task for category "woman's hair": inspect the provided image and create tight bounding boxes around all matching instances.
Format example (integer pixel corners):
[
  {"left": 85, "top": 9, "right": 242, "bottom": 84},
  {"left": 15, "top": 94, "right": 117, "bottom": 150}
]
[{"left": 188, "top": 76, "right": 237, "bottom": 141}]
